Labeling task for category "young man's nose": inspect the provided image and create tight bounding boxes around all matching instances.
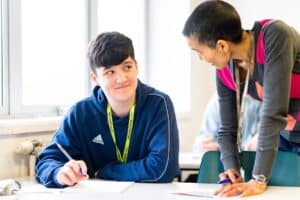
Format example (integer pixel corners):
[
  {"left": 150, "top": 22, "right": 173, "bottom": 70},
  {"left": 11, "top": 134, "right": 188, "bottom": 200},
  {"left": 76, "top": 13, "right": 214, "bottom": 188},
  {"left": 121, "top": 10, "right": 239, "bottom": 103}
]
[{"left": 115, "top": 72, "right": 127, "bottom": 83}]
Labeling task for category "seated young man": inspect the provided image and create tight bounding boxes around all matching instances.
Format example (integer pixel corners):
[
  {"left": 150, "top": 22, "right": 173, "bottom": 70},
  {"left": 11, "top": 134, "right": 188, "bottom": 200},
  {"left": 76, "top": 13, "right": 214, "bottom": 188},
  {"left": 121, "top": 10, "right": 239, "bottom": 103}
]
[{"left": 35, "top": 32, "right": 180, "bottom": 188}]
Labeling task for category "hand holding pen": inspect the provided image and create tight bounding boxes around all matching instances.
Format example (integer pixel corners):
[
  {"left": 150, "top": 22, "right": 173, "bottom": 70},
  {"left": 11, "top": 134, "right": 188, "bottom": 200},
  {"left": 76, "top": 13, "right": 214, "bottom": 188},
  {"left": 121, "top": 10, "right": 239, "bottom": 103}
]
[
  {"left": 214, "top": 169, "right": 243, "bottom": 196},
  {"left": 218, "top": 173, "right": 240, "bottom": 185},
  {"left": 55, "top": 142, "right": 89, "bottom": 186}
]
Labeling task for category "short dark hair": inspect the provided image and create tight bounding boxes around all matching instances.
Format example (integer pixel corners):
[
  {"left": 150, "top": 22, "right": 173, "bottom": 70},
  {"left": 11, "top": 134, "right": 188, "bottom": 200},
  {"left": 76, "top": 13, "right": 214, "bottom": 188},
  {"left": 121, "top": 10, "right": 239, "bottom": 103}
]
[
  {"left": 182, "top": 0, "right": 243, "bottom": 48},
  {"left": 88, "top": 32, "right": 135, "bottom": 73}
]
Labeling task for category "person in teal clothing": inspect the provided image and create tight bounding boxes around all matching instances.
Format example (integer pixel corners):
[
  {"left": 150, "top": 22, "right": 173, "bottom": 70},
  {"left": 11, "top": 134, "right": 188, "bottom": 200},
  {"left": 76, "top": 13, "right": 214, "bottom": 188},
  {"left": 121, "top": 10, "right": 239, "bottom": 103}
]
[
  {"left": 35, "top": 32, "right": 180, "bottom": 188},
  {"left": 183, "top": 0, "right": 300, "bottom": 197}
]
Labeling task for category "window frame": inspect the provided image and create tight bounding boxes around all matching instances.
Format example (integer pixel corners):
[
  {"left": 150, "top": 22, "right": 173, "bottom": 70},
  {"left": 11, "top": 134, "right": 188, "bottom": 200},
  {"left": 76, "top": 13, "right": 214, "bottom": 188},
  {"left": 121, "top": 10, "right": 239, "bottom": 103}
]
[
  {"left": 0, "top": 0, "right": 8, "bottom": 115},
  {"left": 1, "top": 0, "right": 191, "bottom": 118},
  {"left": 6, "top": 0, "right": 92, "bottom": 117}
]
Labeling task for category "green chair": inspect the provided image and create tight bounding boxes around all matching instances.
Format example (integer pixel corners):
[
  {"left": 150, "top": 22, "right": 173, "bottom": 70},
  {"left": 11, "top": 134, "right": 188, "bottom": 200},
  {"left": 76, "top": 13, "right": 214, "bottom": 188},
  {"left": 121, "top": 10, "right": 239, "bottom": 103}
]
[
  {"left": 197, "top": 151, "right": 224, "bottom": 183},
  {"left": 241, "top": 151, "right": 300, "bottom": 186},
  {"left": 197, "top": 150, "right": 300, "bottom": 186}
]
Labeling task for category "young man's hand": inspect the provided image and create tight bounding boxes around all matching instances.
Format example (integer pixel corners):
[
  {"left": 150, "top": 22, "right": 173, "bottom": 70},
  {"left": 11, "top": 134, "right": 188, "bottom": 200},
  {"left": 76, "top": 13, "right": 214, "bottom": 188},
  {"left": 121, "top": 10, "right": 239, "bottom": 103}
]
[{"left": 56, "top": 160, "right": 89, "bottom": 186}]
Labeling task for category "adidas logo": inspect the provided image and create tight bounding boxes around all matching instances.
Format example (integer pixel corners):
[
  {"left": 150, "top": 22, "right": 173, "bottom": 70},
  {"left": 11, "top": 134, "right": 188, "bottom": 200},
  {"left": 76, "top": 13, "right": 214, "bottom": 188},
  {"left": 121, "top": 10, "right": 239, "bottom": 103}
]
[{"left": 92, "top": 134, "right": 104, "bottom": 145}]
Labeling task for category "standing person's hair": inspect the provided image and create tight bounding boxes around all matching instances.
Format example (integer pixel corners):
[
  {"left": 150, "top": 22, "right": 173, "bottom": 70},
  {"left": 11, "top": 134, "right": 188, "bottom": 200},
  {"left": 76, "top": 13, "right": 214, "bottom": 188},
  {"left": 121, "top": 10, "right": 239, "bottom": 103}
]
[
  {"left": 88, "top": 31, "right": 135, "bottom": 73},
  {"left": 182, "top": 0, "right": 243, "bottom": 48}
]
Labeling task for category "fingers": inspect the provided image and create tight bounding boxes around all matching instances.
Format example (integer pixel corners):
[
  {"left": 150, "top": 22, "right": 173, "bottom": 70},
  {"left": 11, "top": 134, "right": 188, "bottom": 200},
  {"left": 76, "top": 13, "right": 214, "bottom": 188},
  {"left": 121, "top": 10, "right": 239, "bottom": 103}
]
[
  {"left": 219, "top": 183, "right": 244, "bottom": 197},
  {"left": 57, "top": 164, "right": 78, "bottom": 186},
  {"left": 77, "top": 160, "right": 89, "bottom": 178},
  {"left": 226, "top": 169, "right": 242, "bottom": 183},
  {"left": 214, "top": 169, "right": 243, "bottom": 196},
  {"left": 213, "top": 183, "right": 228, "bottom": 195},
  {"left": 56, "top": 160, "right": 88, "bottom": 186},
  {"left": 218, "top": 172, "right": 228, "bottom": 180},
  {"left": 215, "top": 180, "right": 267, "bottom": 197},
  {"left": 240, "top": 179, "right": 267, "bottom": 197}
]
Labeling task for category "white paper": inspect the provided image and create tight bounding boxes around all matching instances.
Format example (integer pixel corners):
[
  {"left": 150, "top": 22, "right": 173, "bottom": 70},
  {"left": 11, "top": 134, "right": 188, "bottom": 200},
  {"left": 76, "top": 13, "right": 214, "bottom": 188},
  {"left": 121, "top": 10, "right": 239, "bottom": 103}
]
[
  {"left": 171, "top": 189, "right": 214, "bottom": 198},
  {"left": 19, "top": 179, "right": 134, "bottom": 194},
  {"left": 64, "top": 179, "right": 133, "bottom": 193}
]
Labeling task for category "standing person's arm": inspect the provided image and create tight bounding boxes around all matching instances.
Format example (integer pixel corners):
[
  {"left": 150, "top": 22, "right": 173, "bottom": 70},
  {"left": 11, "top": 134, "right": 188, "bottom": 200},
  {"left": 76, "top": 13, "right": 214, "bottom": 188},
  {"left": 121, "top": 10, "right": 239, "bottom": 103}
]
[
  {"left": 216, "top": 69, "right": 240, "bottom": 173},
  {"left": 99, "top": 94, "right": 179, "bottom": 183},
  {"left": 252, "top": 21, "right": 294, "bottom": 180}
]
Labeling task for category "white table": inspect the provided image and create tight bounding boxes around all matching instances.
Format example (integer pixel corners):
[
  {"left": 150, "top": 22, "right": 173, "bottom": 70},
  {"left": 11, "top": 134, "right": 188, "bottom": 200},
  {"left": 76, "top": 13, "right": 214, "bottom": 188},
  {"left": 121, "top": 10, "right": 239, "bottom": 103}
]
[
  {"left": 7, "top": 177, "right": 300, "bottom": 200},
  {"left": 179, "top": 152, "right": 203, "bottom": 170},
  {"left": 178, "top": 152, "right": 203, "bottom": 181}
]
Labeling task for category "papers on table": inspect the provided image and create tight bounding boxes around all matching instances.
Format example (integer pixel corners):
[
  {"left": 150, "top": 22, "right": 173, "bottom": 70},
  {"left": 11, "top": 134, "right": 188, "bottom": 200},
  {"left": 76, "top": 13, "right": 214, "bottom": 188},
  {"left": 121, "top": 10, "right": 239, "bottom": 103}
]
[
  {"left": 19, "top": 179, "right": 133, "bottom": 194},
  {"left": 66, "top": 180, "right": 133, "bottom": 193},
  {"left": 171, "top": 190, "right": 214, "bottom": 199},
  {"left": 170, "top": 182, "right": 216, "bottom": 199}
]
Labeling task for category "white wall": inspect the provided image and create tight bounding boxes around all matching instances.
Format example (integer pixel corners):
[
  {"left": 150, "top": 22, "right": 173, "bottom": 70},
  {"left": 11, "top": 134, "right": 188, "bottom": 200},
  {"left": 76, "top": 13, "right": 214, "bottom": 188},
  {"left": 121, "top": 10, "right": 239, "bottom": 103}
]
[{"left": 227, "top": 0, "right": 300, "bottom": 31}]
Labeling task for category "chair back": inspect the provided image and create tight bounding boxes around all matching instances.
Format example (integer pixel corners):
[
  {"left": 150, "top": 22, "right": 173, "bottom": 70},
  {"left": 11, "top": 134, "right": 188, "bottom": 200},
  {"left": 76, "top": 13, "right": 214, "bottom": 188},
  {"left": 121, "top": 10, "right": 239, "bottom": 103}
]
[
  {"left": 197, "top": 151, "right": 224, "bottom": 183},
  {"left": 197, "top": 150, "right": 300, "bottom": 186},
  {"left": 242, "top": 151, "right": 300, "bottom": 186}
]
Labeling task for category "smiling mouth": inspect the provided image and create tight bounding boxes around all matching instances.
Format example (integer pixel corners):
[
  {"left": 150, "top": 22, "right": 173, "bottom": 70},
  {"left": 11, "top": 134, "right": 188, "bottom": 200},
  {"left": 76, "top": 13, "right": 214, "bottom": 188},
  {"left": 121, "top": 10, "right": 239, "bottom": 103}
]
[{"left": 115, "top": 85, "right": 130, "bottom": 89}]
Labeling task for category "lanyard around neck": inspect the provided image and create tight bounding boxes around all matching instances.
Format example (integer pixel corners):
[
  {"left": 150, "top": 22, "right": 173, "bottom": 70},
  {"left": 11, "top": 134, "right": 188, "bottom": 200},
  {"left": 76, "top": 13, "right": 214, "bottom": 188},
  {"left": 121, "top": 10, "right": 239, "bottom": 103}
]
[
  {"left": 107, "top": 102, "right": 135, "bottom": 163},
  {"left": 234, "top": 64, "right": 250, "bottom": 152}
]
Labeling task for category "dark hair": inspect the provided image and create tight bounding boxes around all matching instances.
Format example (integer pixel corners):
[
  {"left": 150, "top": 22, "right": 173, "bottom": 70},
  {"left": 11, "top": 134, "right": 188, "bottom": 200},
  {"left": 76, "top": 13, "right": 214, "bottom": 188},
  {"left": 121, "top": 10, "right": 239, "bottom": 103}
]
[
  {"left": 88, "top": 32, "right": 135, "bottom": 73},
  {"left": 182, "top": 0, "right": 243, "bottom": 48}
]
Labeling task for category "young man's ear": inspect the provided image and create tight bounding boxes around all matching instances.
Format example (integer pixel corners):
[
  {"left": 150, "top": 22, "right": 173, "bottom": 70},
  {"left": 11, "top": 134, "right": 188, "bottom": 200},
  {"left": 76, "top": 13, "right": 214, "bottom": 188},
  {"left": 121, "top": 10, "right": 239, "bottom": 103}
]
[
  {"left": 90, "top": 72, "right": 99, "bottom": 85},
  {"left": 216, "top": 40, "right": 229, "bottom": 54},
  {"left": 134, "top": 59, "right": 139, "bottom": 74}
]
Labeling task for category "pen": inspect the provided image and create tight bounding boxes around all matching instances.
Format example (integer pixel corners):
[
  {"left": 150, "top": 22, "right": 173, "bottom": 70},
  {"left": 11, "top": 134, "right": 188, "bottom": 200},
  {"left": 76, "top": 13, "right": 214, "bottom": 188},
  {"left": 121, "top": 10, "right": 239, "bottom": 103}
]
[
  {"left": 218, "top": 177, "right": 231, "bottom": 184},
  {"left": 218, "top": 174, "right": 239, "bottom": 184},
  {"left": 55, "top": 142, "right": 87, "bottom": 177}
]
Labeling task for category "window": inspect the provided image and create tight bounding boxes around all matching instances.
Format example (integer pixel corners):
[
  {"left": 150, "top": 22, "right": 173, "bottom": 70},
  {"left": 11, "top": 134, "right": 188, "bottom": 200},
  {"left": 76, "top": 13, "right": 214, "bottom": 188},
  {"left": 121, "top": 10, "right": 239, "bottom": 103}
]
[
  {"left": 1, "top": 0, "right": 191, "bottom": 118},
  {"left": 0, "top": 1, "right": 3, "bottom": 108},
  {"left": 97, "top": 0, "right": 146, "bottom": 81},
  {"left": 97, "top": 0, "right": 191, "bottom": 114},
  {"left": 0, "top": 0, "right": 8, "bottom": 115},
  {"left": 9, "top": 0, "right": 88, "bottom": 116}
]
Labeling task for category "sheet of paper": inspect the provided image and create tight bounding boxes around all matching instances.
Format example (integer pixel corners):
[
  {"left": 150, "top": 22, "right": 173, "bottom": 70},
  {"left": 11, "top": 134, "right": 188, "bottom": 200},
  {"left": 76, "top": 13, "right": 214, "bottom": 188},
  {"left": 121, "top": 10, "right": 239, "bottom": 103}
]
[
  {"left": 171, "top": 189, "right": 214, "bottom": 199},
  {"left": 65, "top": 179, "right": 133, "bottom": 193},
  {"left": 19, "top": 179, "right": 134, "bottom": 194}
]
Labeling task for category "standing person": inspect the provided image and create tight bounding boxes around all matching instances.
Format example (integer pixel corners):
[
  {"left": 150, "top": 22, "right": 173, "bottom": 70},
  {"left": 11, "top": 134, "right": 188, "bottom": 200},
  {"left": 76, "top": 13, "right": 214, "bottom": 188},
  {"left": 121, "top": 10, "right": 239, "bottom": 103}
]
[
  {"left": 183, "top": 0, "right": 300, "bottom": 197},
  {"left": 35, "top": 32, "right": 180, "bottom": 188}
]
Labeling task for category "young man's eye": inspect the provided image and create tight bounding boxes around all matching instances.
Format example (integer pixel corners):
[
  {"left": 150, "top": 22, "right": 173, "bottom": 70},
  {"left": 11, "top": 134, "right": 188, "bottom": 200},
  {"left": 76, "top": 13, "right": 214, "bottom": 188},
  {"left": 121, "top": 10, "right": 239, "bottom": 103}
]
[
  {"left": 104, "top": 70, "right": 114, "bottom": 75},
  {"left": 124, "top": 65, "right": 132, "bottom": 70}
]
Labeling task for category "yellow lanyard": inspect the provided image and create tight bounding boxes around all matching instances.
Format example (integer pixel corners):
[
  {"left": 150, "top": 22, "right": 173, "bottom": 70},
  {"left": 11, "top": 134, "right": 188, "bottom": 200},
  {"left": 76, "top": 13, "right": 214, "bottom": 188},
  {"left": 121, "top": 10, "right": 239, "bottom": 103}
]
[{"left": 107, "top": 102, "right": 135, "bottom": 163}]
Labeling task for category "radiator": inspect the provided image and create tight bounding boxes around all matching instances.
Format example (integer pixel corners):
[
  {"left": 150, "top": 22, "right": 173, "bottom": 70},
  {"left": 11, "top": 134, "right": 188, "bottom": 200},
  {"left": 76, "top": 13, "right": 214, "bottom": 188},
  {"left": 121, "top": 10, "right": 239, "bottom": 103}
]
[{"left": 15, "top": 139, "right": 48, "bottom": 176}]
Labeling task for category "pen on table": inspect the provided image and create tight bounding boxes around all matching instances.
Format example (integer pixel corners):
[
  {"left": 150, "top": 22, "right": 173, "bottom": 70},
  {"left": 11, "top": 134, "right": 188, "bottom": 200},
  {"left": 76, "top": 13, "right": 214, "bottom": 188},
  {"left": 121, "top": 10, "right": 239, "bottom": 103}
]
[{"left": 55, "top": 142, "right": 87, "bottom": 177}]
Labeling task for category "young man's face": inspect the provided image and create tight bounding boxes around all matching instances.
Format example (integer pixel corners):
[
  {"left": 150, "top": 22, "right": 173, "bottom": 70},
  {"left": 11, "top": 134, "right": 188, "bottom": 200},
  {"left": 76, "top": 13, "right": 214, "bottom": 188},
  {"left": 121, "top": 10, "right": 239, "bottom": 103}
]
[
  {"left": 187, "top": 36, "right": 230, "bottom": 69},
  {"left": 92, "top": 56, "right": 138, "bottom": 105}
]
